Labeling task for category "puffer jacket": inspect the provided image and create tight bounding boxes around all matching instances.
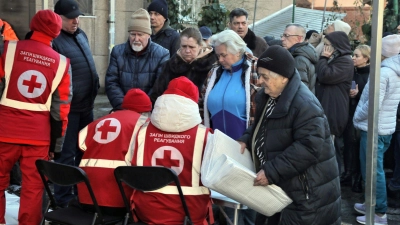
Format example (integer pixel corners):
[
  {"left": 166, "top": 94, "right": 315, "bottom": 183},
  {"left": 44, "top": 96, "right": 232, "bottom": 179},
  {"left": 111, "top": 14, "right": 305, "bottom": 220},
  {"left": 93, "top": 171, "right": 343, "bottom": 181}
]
[
  {"left": 315, "top": 31, "right": 353, "bottom": 136},
  {"left": 52, "top": 28, "right": 99, "bottom": 112},
  {"left": 290, "top": 42, "right": 318, "bottom": 94},
  {"left": 353, "top": 55, "right": 400, "bottom": 135},
  {"left": 150, "top": 46, "right": 217, "bottom": 103},
  {"left": 105, "top": 40, "right": 169, "bottom": 110},
  {"left": 151, "top": 20, "right": 180, "bottom": 57},
  {"left": 238, "top": 71, "right": 341, "bottom": 225}
]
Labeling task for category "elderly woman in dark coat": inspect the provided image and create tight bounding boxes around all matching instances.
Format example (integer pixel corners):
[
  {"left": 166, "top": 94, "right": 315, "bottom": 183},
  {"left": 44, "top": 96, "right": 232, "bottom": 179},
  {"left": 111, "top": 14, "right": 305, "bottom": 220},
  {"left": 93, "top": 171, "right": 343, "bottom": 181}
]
[
  {"left": 238, "top": 46, "right": 341, "bottom": 225},
  {"left": 150, "top": 27, "right": 217, "bottom": 103}
]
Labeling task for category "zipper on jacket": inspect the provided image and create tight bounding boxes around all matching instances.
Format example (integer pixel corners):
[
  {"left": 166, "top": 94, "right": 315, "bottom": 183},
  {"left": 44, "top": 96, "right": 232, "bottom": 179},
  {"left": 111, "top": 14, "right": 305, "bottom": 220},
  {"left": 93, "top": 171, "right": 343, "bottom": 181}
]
[
  {"left": 221, "top": 74, "right": 233, "bottom": 132},
  {"left": 299, "top": 173, "right": 310, "bottom": 200}
]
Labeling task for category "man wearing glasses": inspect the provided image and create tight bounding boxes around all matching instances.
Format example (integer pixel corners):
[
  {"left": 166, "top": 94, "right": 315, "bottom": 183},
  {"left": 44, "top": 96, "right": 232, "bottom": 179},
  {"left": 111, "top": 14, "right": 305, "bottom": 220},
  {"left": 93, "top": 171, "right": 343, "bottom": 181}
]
[
  {"left": 105, "top": 8, "right": 169, "bottom": 111},
  {"left": 281, "top": 24, "right": 318, "bottom": 94},
  {"left": 228, "top": 8, "right": 268, "bottom": 58}
]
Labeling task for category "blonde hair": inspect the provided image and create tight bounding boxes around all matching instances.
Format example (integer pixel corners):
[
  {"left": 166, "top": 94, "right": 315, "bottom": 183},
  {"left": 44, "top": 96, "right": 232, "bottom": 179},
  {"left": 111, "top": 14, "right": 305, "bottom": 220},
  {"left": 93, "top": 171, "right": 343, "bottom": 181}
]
[{"left": 355, "top": 45, "right": 371, "bottom": 63}]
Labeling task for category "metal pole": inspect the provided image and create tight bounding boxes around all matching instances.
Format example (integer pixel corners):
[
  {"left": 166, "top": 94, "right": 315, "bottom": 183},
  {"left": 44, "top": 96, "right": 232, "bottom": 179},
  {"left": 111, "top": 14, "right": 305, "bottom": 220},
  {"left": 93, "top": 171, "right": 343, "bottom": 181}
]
[
  {"left": 320, "top": 0, "right": 328, "bottom": 32},
  {"left": 292, "top": 1, "right": 295, "bottom": 23},
  {"left": 365, "top": 0, "right": 385, "bottom": 224},
  {"left": 252, "top": 0, "right": 258, "bottom": 31},
  {"left": 108, "top": 0, "right": 115, "bottom": 58}
]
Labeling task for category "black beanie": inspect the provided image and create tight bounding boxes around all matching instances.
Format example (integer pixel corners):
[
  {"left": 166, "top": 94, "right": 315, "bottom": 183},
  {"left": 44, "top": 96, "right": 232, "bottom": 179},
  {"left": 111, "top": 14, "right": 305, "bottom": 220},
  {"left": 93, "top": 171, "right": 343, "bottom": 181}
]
[
  {"left": 305, "top": 30, "right": 318, "bottom": 40},
  {"left": 147, "top": 0, "right": 168, "bottom": 19},
  {"left": 257, "top": 45, "right": 295, "bottom": 79}
]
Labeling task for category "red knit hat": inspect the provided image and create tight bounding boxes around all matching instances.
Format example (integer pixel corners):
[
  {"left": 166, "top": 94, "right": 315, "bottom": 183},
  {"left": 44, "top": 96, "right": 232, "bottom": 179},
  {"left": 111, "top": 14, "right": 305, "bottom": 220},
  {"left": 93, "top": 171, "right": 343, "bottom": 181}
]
[
  {"left": 122, "top": 88, "right": 152, "bottom": 112},
  {"left": 163, "top": 76, "right": 199, "bottom": 103},
  {"left": 30, "top": 10, "right": 62, "bottom": 39}
]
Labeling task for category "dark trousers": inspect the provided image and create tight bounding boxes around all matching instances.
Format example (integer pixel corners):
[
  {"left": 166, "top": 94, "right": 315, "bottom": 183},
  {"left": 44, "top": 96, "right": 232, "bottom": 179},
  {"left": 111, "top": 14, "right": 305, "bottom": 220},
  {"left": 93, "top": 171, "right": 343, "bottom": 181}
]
[
  {"left": 54, "top": 110, "right": 93, "bottom": 207},
  {"left": 342, "top": 118, "right": 361, "bottom": 177},
  {"left": 255, "top": 212, "right": 280, "bottom": 225}
]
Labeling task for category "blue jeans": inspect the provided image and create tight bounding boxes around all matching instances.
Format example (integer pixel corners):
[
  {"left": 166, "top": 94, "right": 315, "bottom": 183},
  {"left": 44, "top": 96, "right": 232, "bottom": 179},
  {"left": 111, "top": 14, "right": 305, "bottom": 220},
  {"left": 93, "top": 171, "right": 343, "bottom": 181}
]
[
  {"left": 54, "top": 110, "right": 93, "bottom": 206},
  {"left": 225, "top": 207, "right": 256, "bottom": 225},
  {"left": 359, "top": 130, "right": 392, "bottom": 213},
  {"left": 390, "top": 131, "right": 400, "bottom": 190}
]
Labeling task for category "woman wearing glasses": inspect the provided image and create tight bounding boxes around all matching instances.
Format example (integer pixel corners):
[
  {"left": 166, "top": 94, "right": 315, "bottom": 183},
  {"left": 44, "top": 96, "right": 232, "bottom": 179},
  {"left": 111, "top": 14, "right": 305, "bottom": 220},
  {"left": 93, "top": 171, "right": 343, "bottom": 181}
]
[{"left": 202, "top": 29, "right": 258, "bottom": 225}]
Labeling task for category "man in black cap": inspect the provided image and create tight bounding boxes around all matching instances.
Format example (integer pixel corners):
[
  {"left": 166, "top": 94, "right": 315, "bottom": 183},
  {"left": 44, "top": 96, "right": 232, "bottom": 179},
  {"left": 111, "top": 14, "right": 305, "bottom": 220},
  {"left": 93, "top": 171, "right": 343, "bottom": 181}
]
[
  {"left": 147, "top": 0, "right": 180, "bottom": 57},
  {"left": 52, "top": 0, "right": 99, "bottom": 208},
  {"left": 237, "top": 46, "right": 341, "bottom": 225}
]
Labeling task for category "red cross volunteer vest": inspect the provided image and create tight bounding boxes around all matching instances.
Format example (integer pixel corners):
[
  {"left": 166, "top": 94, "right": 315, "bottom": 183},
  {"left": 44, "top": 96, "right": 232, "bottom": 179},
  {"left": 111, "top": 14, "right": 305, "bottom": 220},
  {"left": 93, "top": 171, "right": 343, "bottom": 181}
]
[
  {"left": 77, "top": 110, "right": 148, "bottom": 207},
  {"left": 131, "top": 121, "right": 212, "bottom": 225},
  {"left": 0, "top": 40, "right": 69, "bottom": 145}
]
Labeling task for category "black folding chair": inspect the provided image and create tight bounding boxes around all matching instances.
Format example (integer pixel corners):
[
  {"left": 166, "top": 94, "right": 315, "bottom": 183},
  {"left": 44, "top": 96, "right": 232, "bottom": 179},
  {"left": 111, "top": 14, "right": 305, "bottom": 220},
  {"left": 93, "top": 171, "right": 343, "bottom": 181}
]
[
  {"left": 35, "top": 159, "right": 123, "bottom": 225},
  {"left": 114, "top": 166, "right": 193, "bottom": 225}
]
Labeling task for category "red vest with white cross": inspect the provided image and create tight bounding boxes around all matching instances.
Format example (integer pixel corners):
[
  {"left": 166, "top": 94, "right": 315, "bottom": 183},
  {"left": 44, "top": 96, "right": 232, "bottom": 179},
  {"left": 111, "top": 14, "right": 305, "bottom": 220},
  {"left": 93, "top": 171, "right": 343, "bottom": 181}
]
[
  {"left": 77, "top": 110, "right": 148, "bottom": 208},
  {"left": 131, "top": 121, "right": 212, "bottom": 225},
  {"left": 0, "top": 40, "right": 69, "bottom": 145}
]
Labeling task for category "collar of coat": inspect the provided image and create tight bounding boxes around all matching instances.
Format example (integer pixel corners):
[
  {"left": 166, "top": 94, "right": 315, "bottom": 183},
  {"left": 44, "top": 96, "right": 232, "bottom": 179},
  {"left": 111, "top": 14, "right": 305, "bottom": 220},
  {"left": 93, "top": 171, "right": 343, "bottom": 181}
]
[
  {"left": 243, "top": 28, "right": 257, "bottom": 50},
  {"left": 261, "top": 70, "right": 302, "bottom": 119}
]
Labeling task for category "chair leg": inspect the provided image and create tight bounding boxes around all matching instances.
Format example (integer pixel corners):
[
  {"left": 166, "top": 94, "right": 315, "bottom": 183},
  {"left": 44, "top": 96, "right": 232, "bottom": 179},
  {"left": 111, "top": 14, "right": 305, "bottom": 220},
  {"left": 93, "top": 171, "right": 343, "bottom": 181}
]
[
  {"left": 91, "top": 212, "right": 98, "bottom": 225},
  {"left": 40, "top": 201, "right": 51, "bottom": 225},
  {"left": 123, "top": 212, "right": 129, "bottom": 225}
]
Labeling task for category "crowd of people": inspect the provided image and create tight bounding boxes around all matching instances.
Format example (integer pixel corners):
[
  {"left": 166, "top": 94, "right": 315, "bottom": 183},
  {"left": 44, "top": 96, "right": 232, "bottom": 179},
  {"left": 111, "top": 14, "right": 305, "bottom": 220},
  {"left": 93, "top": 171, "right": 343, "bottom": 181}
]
[{"left": 1, "top": 0, "right": 400, "bottom": 225}]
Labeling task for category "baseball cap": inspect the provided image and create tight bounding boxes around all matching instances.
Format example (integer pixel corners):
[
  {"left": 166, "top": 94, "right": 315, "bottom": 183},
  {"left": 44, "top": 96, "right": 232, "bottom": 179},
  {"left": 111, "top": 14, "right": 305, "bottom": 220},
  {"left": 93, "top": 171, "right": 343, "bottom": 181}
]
[
  {"left": 199, "top": 26, "right": 212, "bottom": 40},
  {"left": 54, "top": 0, "right": 84, "bottom": 19}
]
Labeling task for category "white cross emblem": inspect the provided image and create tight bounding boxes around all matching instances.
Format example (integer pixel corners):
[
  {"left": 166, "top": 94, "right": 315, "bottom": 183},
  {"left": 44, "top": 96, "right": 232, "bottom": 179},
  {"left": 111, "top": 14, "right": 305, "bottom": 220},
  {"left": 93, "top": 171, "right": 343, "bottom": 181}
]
[
  {"left": 17, "top": 70, "right": 47, "bottom": 98},
  {"left": 151, "top": 146, "right": 184, "bottom": 175},
  {"left": 93, "top": 118, "right": 121, "bottom": 144}
]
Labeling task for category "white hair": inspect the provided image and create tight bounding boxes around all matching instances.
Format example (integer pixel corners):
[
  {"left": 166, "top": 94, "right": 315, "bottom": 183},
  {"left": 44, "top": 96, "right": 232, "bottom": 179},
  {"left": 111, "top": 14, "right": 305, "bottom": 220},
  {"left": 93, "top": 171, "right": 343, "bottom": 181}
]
[{"left": 210, "top": 30, "right": 247, "bottom": 55}]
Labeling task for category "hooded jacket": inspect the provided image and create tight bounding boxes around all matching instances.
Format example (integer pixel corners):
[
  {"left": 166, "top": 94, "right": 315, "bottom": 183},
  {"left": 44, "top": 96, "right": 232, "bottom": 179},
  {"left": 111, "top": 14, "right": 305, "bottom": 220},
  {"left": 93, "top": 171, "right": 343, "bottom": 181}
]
[
  {"left": 238, "top": 71, "right": 341, "bottom": 225},
  {"left": 132, "top": 92, "right": 212, "bottom": 225},
  {"left": 315, "top": 20, "right": 351, "bottom": 56},
  {"left": 353, "top": 55, "right": 400, "bottom": 135},
  {"left": 289, "top": 42, "right": 318, "bottom": 93},
  {"left": 150, "top": 46, "right": 217, "bottom": 103},
  {"left": 315, "top": 31, "right": 353, "bottom": 136},
  {"left": 105, "top": 39, "right": 170, "bottom": 110},
  {"left": 151, "top": 20, "right": 180, "bottom": 57}
]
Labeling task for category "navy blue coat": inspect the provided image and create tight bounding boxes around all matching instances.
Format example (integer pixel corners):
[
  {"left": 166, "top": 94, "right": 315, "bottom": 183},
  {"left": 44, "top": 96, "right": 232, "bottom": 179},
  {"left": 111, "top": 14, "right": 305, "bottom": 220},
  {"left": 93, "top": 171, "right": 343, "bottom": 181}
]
[
  {"left": 105, "top": 40, "right": 169, "bottom": 109},
  {"left": 52, "top": 28, "right": 99, "bottom": 113}
]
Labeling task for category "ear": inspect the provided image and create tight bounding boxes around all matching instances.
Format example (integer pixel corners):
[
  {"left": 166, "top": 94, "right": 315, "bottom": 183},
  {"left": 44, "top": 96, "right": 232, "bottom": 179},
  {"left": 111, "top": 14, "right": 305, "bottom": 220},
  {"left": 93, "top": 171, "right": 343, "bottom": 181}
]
[{"left": 282, "top": 77, "right": 289, "bottom": 84}]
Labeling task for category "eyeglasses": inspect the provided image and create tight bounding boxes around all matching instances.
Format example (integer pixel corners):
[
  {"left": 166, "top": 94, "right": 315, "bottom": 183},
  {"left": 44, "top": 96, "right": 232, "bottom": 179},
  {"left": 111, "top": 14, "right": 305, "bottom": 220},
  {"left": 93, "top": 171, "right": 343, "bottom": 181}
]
[{"left": 280, "top": 34, "right": 302, "bottom": 38}]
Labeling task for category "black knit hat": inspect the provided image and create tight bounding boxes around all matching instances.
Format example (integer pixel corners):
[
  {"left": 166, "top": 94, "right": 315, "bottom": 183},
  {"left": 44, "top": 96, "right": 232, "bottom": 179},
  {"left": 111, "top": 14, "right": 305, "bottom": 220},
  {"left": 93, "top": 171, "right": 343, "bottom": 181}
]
[
  {"left": 147, "top": 0, "right": 168, "bottom": 19},
  {"left": 257, "top": 45, "right": 295, "bottom": 79},
  {"left": 305, "top": 30, "right": 318, "bottom": 40}
]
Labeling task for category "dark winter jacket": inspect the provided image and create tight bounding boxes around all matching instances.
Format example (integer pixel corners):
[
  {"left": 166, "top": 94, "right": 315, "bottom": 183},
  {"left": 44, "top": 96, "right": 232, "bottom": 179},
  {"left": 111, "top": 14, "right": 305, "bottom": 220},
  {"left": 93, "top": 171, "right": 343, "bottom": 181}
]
[
  {"left": 150, "top": 46, "right": 217, "bottom": 103},
  {"left": 350, "top": 65, "right": 369, "bottom": 116},
  {"left": 315, "top": 31, "right": 353, "bottom": 136},
  {"left": 243, "top": 29, "right": 268, "bottom": 58},
  {"left": 105, "top": 40, "right": 169, "bottom": 110},
  {"left": 238, "top": 71, "right": 341, "bottom": 225},
  {"left": 52, "top": 28, "right": 99, "bottom": 113},
  {"left": 151, "top": 20, "right": 180, "bottom": 57},
  {"left": 289, "top": 42, "right": 318, "bottom": 94}
]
